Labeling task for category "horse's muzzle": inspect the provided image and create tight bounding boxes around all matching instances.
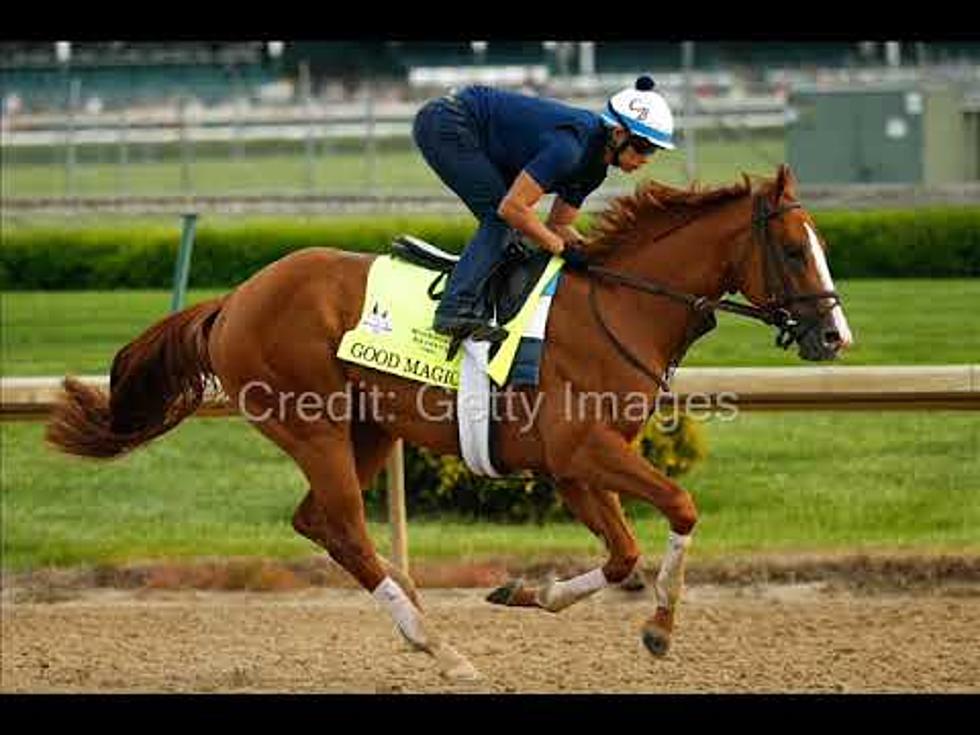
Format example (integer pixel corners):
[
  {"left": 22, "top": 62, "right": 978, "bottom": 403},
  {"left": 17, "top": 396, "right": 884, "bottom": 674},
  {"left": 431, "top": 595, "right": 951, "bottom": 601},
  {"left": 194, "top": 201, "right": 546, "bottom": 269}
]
[{"left": 797, "top": 312, "right": 849, "bottom": 361}]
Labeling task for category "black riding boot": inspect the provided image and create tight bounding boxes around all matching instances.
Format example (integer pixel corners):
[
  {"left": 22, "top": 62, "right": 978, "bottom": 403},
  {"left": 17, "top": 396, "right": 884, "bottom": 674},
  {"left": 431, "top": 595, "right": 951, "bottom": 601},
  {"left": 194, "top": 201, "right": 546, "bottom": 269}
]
[
  {"left": 434, "top": 295, "right": 508, "bottom": 360},
  {"left": 433, "top": 232, "right": 512, "bottom": 355}
]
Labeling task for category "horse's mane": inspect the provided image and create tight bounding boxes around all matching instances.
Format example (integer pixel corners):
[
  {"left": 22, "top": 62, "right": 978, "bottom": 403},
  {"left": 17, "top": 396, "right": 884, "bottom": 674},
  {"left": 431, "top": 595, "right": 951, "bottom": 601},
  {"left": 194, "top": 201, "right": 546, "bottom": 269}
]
[{"left": 585, "top": 174, "right": 764, "bottom": 256}]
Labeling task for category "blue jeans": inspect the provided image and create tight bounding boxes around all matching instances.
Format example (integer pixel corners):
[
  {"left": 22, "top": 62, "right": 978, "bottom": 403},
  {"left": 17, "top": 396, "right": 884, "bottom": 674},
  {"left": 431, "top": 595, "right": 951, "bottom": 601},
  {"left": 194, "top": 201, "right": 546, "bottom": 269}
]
[{"left": 412, "top": 95, "right": 513, "bottom": 319}]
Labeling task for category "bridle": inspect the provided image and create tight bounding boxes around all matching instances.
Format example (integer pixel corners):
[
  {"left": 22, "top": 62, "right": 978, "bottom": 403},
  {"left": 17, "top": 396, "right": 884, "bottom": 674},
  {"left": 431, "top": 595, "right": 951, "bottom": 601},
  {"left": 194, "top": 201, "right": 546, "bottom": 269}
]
[
  {"left": 585, "top": 192, "right": 843, "bottom": 392},
  {"left": 751, "top": 195, "right": 841, "bottom": 349}
]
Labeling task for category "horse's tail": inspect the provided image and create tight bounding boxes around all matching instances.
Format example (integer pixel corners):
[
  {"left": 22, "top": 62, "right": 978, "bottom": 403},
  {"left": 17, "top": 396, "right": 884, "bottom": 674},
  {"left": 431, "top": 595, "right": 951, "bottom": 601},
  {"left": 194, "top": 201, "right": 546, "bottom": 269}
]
[{"left": 46, "top": 297, "right": 226, "bottom": 459}]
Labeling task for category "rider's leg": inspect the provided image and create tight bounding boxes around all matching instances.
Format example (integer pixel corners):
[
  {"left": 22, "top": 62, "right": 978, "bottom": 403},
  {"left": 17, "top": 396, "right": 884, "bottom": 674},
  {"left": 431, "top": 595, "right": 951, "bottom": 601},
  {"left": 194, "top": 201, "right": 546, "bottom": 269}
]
[
  {"left": 434, "top": 217, "right": 511, "bottom": 334},
  {"left": 412, "top": 97, "right": 512, "bottom": 337}
]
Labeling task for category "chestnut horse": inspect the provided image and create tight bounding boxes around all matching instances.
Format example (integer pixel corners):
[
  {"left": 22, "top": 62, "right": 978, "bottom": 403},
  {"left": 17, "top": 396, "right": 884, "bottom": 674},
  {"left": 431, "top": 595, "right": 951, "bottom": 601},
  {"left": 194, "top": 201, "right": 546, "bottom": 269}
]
[{"left": 47, "top": 164, "right": 852, "bottom": 681}]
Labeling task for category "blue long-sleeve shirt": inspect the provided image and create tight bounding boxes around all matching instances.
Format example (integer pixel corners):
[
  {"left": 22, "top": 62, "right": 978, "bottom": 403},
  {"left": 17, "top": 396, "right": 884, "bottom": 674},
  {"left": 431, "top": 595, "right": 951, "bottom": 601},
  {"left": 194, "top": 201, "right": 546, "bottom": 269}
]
[{"left": 456, "top": 85, "right": 610, "bottom": 208}]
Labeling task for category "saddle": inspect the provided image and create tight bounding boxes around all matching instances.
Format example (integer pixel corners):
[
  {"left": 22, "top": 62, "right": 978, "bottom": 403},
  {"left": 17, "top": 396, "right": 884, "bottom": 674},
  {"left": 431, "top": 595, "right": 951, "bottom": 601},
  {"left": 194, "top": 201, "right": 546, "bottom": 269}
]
[{"left": 391, "top": 234, "right": 552, "bottom": 328}]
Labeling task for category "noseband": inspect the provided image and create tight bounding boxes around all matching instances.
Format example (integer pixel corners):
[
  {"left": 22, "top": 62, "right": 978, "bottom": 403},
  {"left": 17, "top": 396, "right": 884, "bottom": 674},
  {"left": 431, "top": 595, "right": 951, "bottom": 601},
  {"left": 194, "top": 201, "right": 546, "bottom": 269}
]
[{"left": 585, "top": 193, "right": 843, "bottom": 391}]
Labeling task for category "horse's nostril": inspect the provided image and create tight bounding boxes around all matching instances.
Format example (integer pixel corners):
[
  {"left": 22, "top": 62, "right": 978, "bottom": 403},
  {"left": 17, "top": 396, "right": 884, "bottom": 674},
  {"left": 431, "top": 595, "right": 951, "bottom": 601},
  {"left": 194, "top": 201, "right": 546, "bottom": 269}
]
[{"left": 824, "top": 328, "right": 841, "bottom": 346}]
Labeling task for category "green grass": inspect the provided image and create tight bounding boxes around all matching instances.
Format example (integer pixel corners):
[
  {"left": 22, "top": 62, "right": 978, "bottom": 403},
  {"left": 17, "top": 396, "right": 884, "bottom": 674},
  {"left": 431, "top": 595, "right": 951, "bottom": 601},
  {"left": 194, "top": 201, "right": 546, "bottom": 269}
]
[
  {"left": 2, "top": 411, "right": 977, "bottom": 571},
  {"left": 1, "top": 134, "right": 785, "bottom": 198},
  {"left": 2, "top": 280, "right": 978, "bottom": 377},
  {"left": 1, "top": 289, "right": 227, "bottom": 377},
  {"left": 684, "top": 412, "right": 980, "bottom": 556},
  {"left": 2, "top": 274, "right": 976, "bottom": 571}
]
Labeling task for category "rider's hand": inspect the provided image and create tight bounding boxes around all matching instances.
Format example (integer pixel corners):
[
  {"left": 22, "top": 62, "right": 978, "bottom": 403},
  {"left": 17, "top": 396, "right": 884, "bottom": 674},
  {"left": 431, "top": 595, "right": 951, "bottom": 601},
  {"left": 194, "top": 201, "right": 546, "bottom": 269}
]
[{"left": 560, "top": 241, "right": 590, "bottom": 271}]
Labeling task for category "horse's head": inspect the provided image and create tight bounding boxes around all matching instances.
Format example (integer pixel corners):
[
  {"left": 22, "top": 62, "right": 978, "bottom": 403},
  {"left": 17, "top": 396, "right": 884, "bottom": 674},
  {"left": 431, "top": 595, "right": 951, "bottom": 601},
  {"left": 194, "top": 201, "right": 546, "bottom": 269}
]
[{"left": 735, "top": 165, "right": 854, "bottom": 361}]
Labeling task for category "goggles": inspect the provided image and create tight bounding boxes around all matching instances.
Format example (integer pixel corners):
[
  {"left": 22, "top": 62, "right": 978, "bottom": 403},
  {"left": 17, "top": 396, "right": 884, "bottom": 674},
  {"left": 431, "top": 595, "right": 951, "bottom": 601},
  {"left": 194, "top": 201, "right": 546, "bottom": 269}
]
[{"left": 628, "top": 135, "right": 659, "bottom": 155}]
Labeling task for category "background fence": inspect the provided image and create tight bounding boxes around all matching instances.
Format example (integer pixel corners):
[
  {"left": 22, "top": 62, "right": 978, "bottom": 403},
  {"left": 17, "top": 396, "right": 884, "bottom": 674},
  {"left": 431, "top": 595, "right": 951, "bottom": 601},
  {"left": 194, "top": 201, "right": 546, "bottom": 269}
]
[
  {"left": 5, "top": 367, "right": 978, "bottom": 420},
  {"left": 4, "top": 41, "right": 980, "bottom": 201},
  {"left": 6, "top": 367, "right": 976, "bottom": 574}
]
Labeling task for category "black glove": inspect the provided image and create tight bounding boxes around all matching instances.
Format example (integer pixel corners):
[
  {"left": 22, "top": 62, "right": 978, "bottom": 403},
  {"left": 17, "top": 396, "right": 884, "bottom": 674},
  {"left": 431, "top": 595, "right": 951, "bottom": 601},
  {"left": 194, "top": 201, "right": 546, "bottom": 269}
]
[{"left": 561, "top": 243, "right": 590, "bottom": 271}]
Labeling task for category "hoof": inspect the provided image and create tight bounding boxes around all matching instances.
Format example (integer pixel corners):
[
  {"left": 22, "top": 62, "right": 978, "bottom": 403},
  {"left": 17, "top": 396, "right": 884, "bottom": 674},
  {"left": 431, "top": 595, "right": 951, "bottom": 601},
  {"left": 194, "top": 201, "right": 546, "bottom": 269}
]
[
  {"left": 486, "top": 578, "right": 537, "bottom": 607},
  {"left": 442, "top": 659, "right": 482, "bottom": 682},
  {"left": 619, "top": 568, "right": 646, "bottom": 592},
  {"left": 642, "top": 608, "right": 674, "bottom": 658},
  {"left": 486, "top": 579, "right": 522, "bottom": 605},
  {"left": 642, "top": 626, "right": 671, "bottom": 657},
  {"left": 433, "top": 642, "right": 481, "bottom": 682}
]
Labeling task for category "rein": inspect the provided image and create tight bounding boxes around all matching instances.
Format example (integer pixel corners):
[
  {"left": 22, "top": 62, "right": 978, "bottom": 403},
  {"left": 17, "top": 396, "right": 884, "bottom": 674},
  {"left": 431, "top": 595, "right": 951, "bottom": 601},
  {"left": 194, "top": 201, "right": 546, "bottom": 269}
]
[{"left": 585, "top": 194, "right": 842, "bottom": 391}]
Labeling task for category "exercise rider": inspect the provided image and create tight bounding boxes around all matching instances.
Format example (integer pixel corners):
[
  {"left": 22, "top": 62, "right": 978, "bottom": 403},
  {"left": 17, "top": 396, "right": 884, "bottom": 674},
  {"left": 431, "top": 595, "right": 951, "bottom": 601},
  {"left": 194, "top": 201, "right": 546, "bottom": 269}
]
[{"left": 411, "top": 74, "right": 676, "bottom": 343}]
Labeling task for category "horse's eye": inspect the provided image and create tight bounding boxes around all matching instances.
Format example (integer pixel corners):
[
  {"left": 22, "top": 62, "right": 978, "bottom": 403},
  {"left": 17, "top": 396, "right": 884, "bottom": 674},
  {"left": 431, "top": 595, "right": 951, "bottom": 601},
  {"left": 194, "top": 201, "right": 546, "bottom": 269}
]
[{"left": 786, "top": 248, "right": 806, "bottom": 263}]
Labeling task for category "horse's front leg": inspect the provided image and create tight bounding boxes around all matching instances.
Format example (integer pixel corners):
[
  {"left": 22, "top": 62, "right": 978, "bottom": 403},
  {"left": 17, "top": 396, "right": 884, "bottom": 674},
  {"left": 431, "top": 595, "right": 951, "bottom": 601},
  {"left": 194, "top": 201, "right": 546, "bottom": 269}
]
[
  {"left": 642, "top": 530, "right": 692, "bottom": 656},
  {"left": 487, "top": 480, "right": 640, "bottom": 612},
  {"left": 563, "top": 425, "right": 698, "bottom": 657}
]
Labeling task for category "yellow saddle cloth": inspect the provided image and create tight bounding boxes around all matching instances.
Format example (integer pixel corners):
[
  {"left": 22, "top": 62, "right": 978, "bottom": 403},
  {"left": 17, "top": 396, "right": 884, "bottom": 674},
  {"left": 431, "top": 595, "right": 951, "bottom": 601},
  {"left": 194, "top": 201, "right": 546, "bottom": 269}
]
[{"left": 337, "top": 254, "right": 563, "bottom": 389}]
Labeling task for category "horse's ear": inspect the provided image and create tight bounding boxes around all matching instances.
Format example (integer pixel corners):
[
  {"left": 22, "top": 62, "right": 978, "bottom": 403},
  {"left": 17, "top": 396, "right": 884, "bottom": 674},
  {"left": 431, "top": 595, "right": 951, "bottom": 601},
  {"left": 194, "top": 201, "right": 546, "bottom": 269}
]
[{"left": 771, "top": 163, "right": 797, "bottom": 203}]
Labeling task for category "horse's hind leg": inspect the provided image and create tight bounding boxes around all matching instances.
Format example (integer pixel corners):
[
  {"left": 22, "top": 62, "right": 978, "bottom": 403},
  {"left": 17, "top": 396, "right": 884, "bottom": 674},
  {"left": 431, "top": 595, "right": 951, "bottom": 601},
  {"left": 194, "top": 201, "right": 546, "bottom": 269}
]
[
  {"left": 349, "top": 419, "right": 421, "bottom": 609},
  {"left": 487, "top": 480, "right": 640, "bottom": 611},
  {"left": 254, "top": 414, "right": 478, "bottom": 681}
]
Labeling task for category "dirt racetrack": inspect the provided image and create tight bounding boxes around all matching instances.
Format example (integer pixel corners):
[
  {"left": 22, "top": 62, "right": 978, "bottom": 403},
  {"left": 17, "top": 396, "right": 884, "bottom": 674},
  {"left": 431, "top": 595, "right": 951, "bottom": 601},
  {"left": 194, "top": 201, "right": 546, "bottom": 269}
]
[{"left": 3, "top": 577, "right": 978, "bottom": 693}]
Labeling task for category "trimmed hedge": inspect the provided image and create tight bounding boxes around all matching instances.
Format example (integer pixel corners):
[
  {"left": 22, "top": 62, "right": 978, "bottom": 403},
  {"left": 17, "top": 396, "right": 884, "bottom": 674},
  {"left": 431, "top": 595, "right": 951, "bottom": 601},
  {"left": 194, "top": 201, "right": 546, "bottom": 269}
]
[
  {"left": 0, "top": 217, "right": 474, "bottom": 291},
  {"left": 2, "top": 206, "right": 978, "bottom": 290},
  {"left": 5, "top": 136, "right": 417, "bottom": 166},
  {"left": 363, "top": 414, "right": 708, "bottom": 523},
  {"left": 814, "top": 207, "right": 980, "bottom": 278}
]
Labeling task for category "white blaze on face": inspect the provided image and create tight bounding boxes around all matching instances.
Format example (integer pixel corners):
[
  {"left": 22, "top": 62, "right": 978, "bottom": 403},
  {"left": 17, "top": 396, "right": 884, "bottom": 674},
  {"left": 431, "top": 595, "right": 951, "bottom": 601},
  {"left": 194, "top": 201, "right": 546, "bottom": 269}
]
[{"left": 804, "top": 222, "right": 853, "bottom": 349}]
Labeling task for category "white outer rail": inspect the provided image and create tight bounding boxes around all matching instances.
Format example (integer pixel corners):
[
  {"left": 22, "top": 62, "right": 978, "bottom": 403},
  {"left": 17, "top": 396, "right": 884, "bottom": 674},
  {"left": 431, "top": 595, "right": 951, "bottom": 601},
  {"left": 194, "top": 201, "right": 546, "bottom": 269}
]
[{"left": 5, "top": 365, "right": 978, "bottom": 575}]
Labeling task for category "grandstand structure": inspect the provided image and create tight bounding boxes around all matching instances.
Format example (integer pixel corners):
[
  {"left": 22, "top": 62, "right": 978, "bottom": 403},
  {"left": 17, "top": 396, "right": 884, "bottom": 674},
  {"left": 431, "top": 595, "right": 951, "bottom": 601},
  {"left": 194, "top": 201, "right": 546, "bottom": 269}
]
[
  {"left": 4, "top": 41, "right": 980, "bottom": 114},
  {"left": 3, "top": 41, "right": 978, "bottom": 198},
  {"left": 1, "top": 42, "right": 281, "bottom": 113}
]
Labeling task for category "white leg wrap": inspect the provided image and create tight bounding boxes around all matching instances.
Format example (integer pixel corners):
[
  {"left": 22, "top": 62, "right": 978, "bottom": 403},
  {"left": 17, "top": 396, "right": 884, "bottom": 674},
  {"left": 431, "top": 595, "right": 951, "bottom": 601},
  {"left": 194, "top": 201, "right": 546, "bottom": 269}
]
[
  {"left": 536, "top": 567, "right": 609, "bottom": 612},
  {"left": 655, "top": 531, "right": 692, "bottom": 611},
  {"left": 373, "top": 577, "right": 479, "bottom": 681},
  {"left": 372, "top": 576, "right": 429, "bottom": 649}
]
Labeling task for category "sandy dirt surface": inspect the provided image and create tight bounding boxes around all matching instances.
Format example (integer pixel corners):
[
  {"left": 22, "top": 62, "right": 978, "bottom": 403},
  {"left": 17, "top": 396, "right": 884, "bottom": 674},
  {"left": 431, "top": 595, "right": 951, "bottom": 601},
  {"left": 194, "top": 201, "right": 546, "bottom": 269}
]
[{"left": 3, "top": 580, "right": 978, "bottom": 693}]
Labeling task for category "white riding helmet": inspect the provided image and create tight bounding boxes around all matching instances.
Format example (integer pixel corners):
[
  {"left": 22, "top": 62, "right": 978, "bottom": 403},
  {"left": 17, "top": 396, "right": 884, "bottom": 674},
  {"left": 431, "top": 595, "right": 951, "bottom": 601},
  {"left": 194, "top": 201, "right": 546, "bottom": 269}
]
[{"left": 600, "top": 75, "right": 675, "bottom": 151}]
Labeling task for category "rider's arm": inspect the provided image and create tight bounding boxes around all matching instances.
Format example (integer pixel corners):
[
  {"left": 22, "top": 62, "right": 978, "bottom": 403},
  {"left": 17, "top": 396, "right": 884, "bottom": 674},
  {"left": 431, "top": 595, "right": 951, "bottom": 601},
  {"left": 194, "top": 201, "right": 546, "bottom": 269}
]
[
  {"left": 498, "top": 130, "right": 586, "bottom": 255},
  {"left": 546, "top": 197, "right": 585, "bottom": 245},
  {"left": 497, "top": 172, "right": 567, "bottom": 256}
]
